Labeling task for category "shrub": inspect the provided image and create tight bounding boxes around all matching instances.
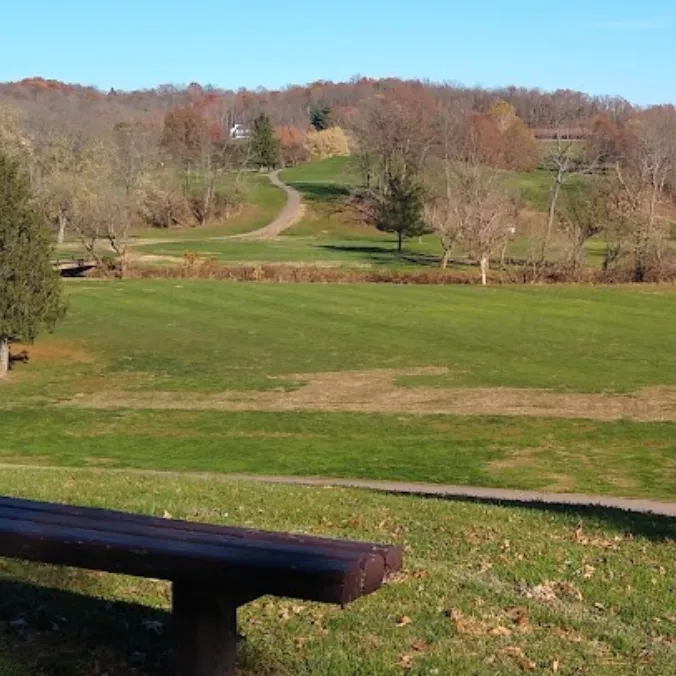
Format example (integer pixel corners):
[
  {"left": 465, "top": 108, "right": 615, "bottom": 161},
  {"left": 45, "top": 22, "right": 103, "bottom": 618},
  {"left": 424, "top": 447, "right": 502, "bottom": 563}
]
[{"left": 306, "top": 127, "right": 351, "bottom": 161}]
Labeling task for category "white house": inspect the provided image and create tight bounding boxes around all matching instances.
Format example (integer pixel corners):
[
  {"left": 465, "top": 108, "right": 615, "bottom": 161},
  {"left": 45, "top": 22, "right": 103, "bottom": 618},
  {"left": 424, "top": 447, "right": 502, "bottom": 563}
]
[{"left": 229, "top": 124, "right": 250, "bottom": 140}]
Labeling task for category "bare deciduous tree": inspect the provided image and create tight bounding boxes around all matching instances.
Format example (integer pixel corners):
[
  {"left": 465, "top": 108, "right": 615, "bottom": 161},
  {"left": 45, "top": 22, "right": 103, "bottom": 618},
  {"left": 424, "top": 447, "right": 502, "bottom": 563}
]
[
  {"left": 350, "top": 85, "right": 439, "bottom": 192},
  {"left": 424, "top": 105, "right": 467, "bottom": 268},
  {"left": 557, "top": 180, "right": 605, "bottom": 278},
  {"left": 447, "top": 163, "right": 518, "bottom": 285},
  {"left": 615, "top": 107, "right": 676, "bottom": 281}
]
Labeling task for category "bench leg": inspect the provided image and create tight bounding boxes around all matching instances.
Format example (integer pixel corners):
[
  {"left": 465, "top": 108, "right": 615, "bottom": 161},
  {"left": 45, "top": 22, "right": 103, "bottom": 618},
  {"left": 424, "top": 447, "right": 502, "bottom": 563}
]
[{"left": 172, "top": 582, "right": 238, "bottom": 676}]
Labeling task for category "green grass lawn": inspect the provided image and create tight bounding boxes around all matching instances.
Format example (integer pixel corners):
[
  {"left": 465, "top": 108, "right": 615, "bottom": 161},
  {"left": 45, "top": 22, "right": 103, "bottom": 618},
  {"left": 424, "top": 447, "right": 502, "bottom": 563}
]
[
  {"left": 1, "top": 281, "right": 676, "bottom": 499},
  {"left": 135, "top": 234, "right": 443, "bottom": 266},
  {"left": 0, "top": 469, "right": 673, "bottom": 675},
  {"left": 1, "top": 410, "right": 674, "bottom": 500},
  {"left": 283, "top": 158, "right": 565, "bottom": 214},
  {"left": 281, "top": 156, "right": 361, "bottom": 186},
  {"left": 10, "top": 281, "right": 676, "bottom": 393}
]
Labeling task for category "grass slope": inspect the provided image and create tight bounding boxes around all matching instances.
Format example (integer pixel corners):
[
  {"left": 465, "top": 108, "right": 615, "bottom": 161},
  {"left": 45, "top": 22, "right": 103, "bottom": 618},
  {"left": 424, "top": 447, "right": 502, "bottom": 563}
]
[
  {"left": 134, "top": 160, "right": 578, "bottom": 269},
  {"left": 1, "top": 410, "right": 674, "bottom": 499},
  {"left": 0, "top": 469, "right": 673, "bottom": 675},
  {"left": 1, "top": 282, "right": 676, "bottom": 499},
  {"left": 281, "top": 156, "right": 361, "bottom": 186},
  {"left": 136, "top": 173, "right": 287, "bottom": 240},
  {"left": 22, "top": 281, "right": 676, "bottom": 393}
]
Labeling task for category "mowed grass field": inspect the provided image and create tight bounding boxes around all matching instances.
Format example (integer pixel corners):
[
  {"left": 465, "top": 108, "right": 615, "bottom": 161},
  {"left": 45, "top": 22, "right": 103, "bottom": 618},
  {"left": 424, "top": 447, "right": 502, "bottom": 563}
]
[
  {"left": 0, "top": 469, "right": 673, "bottom": 675},
  {"left": 1, "top": 280, "right": 676, "bottom": 500}
]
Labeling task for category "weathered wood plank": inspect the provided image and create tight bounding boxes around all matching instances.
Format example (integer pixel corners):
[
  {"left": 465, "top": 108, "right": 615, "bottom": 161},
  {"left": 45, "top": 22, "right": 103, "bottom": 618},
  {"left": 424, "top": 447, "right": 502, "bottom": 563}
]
[
  {"left": 0, "top": 517, "right": 391, "bottom": 604},
  {"left": 0, "top": 496, "right": 403, "bottom": 572}
]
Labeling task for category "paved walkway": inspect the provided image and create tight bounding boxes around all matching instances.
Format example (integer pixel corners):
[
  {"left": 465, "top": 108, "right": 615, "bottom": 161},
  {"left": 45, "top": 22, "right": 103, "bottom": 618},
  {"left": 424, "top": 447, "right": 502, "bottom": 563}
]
[
  {"left": 1, "top": 464, "right": 674, "bottom": 517},
  {"left": 226, "top": 475, "right": 676, "bottom": 517}
]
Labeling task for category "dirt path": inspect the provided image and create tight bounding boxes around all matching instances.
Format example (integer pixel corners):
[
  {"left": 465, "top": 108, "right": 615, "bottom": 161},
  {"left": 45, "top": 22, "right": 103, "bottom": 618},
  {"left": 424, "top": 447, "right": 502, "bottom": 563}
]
[
  {"left": 0, "top": 464, "right": 673, "bottom": 516},
  {"left": 63, "top": 366, "right": 676, "bottom": 422},
  {"left": 229, "top": 170, "right": 305, "bottom": 240},
  {"left": 74, "top": 171, "right": 305, "bottom": 256}
]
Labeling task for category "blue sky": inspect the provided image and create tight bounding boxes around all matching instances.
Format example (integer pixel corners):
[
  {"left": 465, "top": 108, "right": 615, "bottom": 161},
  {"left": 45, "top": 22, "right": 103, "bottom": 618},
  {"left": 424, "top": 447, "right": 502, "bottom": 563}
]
[{"left": 2, "top": 1, "right": 674, "bottom": 104}]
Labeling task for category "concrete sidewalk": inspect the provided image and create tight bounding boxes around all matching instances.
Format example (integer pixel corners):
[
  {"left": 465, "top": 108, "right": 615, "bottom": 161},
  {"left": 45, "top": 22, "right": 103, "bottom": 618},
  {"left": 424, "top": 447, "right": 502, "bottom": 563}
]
[
  {"left": 1, "top": 464, "right": 674, "bottom": 517},
  {"left": 226, "top": 474, "right": 676, "bottom": 517}
]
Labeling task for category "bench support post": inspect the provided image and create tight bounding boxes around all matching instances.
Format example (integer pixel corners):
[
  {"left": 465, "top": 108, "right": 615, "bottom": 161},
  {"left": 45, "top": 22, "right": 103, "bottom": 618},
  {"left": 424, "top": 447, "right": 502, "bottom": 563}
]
[{"left": 172, "top": 581, "right": 239, "bottom": 676}]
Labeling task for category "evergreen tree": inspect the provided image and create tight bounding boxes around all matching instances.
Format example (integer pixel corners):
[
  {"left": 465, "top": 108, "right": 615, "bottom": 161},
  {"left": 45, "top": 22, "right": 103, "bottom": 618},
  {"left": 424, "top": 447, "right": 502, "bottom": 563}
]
[
  {"left": 0, "top": 151, "right": 66, "bottom": 378},
  {"left": 250, "top": 114, "right": 280, "bottom": 170},
  {"left": 374, "top": 175, "right": 428, "bottom": 253},
  {"left": 309, "top": 105, "right": 332, "bottom": 131}
]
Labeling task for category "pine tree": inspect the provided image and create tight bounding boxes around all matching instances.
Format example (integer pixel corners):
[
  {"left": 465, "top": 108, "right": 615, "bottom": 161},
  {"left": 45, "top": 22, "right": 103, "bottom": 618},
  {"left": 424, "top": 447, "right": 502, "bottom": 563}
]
[
  {"left": 374, "top": 175, "right": 428, "bottom": 253},
  {"left": 309, "top": 105, "right": 332, "bottom": 131},
  {"left": 250, "top": 114, "right": 280, "bottom": 170},
  {"left": 0, "top": 151, "right": 66, "bottom": 378}
]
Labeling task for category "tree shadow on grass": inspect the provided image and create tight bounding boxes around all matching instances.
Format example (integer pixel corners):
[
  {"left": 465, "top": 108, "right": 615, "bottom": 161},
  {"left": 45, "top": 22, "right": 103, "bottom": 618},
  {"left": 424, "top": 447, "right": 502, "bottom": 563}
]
[
  {"left": 406, "top": 493, "right": 676, "bottom": 542},
  {"left": 318, "top": 243, "right": 441, "bottom": 267},
  {"left": 290, "top": 182, "right": 352, "bottom": 204}
]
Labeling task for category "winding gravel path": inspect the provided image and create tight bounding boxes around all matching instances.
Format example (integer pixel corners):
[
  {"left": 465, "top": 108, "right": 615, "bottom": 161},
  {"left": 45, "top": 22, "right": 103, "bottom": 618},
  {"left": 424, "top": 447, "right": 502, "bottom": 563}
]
[{"left": 230, "top": 170, "right": 305, "bottom": 240}]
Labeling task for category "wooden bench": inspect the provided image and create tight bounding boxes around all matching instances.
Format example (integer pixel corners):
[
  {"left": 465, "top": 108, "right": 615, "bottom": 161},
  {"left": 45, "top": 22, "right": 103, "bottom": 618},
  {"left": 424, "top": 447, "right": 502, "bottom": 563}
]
[{"left": 0, "top": 495, "right": 403, "bottom": 675}]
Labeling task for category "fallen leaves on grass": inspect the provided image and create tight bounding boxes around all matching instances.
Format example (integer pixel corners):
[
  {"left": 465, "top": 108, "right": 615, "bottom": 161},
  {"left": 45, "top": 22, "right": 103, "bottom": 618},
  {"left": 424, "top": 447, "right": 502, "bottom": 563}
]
[
  {"left": 574, "top": 525, "right": 622, "bottom": 549},
  {"left": 411, "top": 639, "right": 431, "bottom": 653},
  {"left": 490, "top": 625, "right": 513, "bottom": 637},
  {"left": 445, "top": 608, "right": 489, "bottom": 636},
  {"left": 398, "top": 653, "right": 414, "bottom": 669},
  {"left": 397, "top": 641, "right": 432, "bottom": 670},
  {"left": 519, "top": 580, "right": 584, "bottom": 603},
  {"left": 506, "top": 606, "right": 531, "bottom": 630},
  {"left": 504, "top": 645, "right": 537, "bottom": 671}
]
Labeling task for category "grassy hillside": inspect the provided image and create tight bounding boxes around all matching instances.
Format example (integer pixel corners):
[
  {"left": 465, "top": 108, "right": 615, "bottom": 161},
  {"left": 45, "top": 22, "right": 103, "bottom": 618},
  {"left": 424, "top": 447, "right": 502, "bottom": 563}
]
[
  {"left": 1, "top": 469, "right": 673, "bottom": 675},
  {"left": 282, "top": 156, "right": 361, "bottom": 186},
  {"left": 130, "top": 160, "right": 592, "bottom": 269},
  {"left": 9, "top": 281, "right": 676, "bottom": 394},
  {"left": 1, "top": 282, "right": 676, "bottom": 499}
]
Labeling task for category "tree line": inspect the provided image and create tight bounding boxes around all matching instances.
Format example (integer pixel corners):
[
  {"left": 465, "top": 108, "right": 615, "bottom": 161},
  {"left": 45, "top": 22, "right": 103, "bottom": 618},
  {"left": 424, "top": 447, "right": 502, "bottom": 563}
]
[
  {"left": 349, "top": 89, "right": 676, "bottom": 284},
  {"left": 0, "top": 76, "right": 636, "bottom": 131},
  {"left": 1, "top": 76, "right": 674, "bottom": 283}
]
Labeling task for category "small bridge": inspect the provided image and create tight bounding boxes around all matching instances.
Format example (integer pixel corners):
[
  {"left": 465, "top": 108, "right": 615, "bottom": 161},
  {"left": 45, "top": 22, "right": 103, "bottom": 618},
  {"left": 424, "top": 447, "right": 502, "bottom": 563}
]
[{"left": 53, "top": 258, "right": 97, "bottom": 277}]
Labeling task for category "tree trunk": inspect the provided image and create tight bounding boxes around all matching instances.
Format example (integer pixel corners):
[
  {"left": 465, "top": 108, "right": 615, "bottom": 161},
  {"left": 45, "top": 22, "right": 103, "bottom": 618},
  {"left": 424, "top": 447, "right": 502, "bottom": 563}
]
[
  {"left": 0, "top": 339, "right": 9, "bottom": 379},
  {"left": 500, "top": 240, "right": 509, "bottom": 268},
  {"left": 440, "top": 248, "right": 451, "bottom": 269},
  {"left": 397, "top": 231, "right": 403, "bottom": 253},
  {"left": 535, "top": 167, "right": 565, "bottom": 280},
  {"left": 480, "top": 253, "right": 490, "bottom": 286},
  {"left": 201, "top": 182, "right": 214, "bottom": 227},
  {"left": 118, "top": 252, "right": 128, "bottom": 279},
  {"left": 57, "top": 212, "right": 67, "bottom": 245}
]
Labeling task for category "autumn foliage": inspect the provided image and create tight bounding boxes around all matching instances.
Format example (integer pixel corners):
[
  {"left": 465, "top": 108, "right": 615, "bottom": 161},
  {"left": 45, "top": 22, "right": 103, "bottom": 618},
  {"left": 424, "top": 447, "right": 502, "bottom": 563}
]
[
  {"left": 464, "top": 101, "right": 539, "bottom": 171},
  {"left": 276, "top": 125, "right": 308, "bottom": 166},
  {"left": 305, "top": 127, "right": 351, "bottom": 161}
]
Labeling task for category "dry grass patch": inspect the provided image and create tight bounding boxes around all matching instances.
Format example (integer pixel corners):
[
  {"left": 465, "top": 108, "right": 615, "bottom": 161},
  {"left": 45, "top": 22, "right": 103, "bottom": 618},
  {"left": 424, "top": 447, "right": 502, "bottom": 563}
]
[
  {"left": 61, "top": 366, "right": 676, "bottom": 422},
  {"left": 12, "top": 340, "right": 93, "bottom": 365},
  {"left": 487, "top": 447, "right": 544, "bottom": 471}
]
